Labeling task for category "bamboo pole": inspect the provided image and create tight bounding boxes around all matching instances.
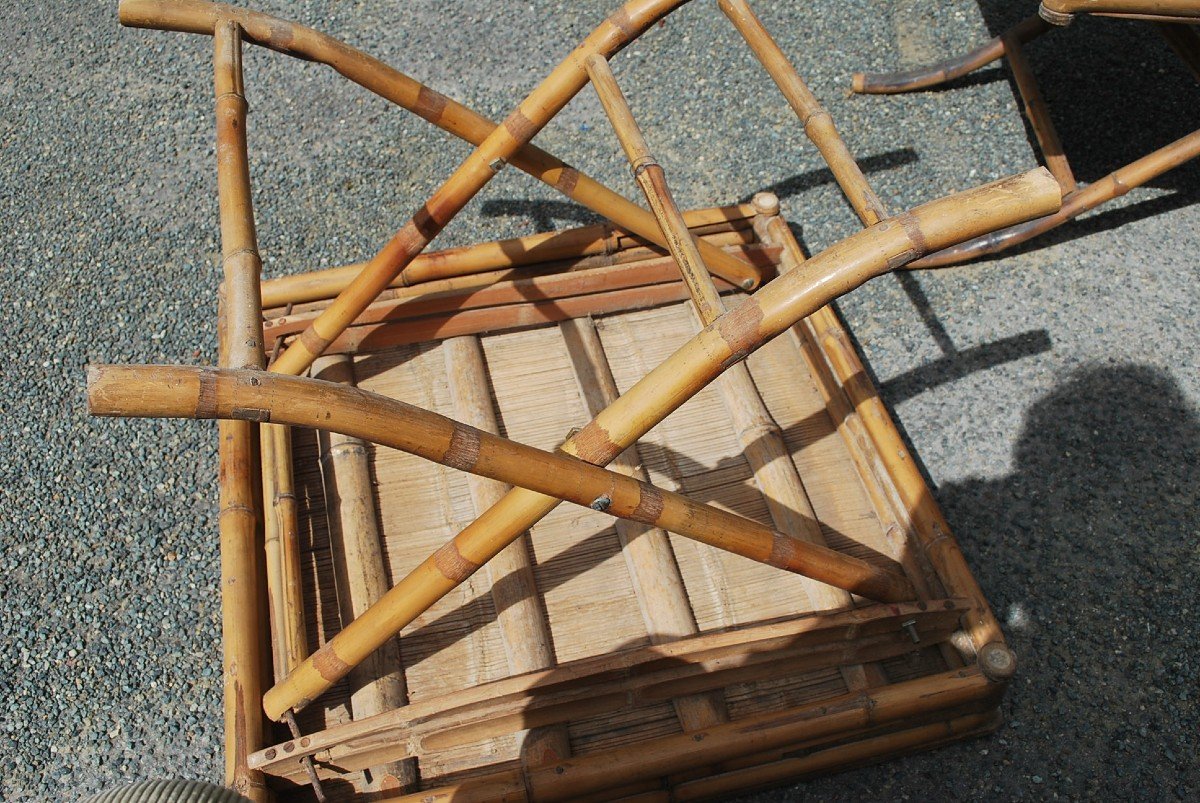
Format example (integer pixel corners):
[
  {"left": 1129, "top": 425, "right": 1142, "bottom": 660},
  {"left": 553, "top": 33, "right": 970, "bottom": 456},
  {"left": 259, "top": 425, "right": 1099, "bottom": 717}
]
[
  {"left": 585, "top": 55, "right": 878, "bottom": 662},
  {"left": 118, "top": 1, "right": 760, "bottom": 294},
  {"left": 912, "top": 126, "right": 1200, "bottom": 267},
  {"left": 97, "top": 167, "right": 1056, "bottom": 721},
  {"left": 442, "top": 336, "right": 572, "bottom": 767},
  {"left": 1040, "top": 0, "right": 1200, "bottom": 25},
  {"left": 89, "top": 362, "right": 912, "bottom": 596},
  {"left": 211, "top": 19, "right": 268, "bottom": 801},
  {"left": 1157, "top": 21, "right": 1200, "bottom": 83},
  {"left": 559, "top": 316, "right": 727, "bottom": 731},
  {"left": 851, "top": 15, "right": 1051, "bottom": 94},
  {"left": 719, "top": 0, "right": 889, "bottom": 224},
  {"left": 1002, "top": 33, "right": 1077, "bottom": 193},
  {"left": 310, "top": 355, "right": 417, "bottom": 793}
]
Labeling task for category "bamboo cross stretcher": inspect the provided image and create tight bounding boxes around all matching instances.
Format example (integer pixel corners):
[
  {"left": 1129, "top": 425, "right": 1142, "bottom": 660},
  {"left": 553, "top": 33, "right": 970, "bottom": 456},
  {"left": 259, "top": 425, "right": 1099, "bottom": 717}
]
[
  {"left": 94, "top": 0, "right": 1064, "bottom": 799},
  {"left": 851, "top": 1, "right": 1200, "bottom": 267}
]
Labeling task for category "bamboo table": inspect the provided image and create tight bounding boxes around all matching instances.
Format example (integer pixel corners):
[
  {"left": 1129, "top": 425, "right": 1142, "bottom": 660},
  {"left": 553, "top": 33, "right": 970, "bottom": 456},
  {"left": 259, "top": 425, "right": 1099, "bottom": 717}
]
[{"left": 91, "top": 0, "right": 1063, "bottom": 799}]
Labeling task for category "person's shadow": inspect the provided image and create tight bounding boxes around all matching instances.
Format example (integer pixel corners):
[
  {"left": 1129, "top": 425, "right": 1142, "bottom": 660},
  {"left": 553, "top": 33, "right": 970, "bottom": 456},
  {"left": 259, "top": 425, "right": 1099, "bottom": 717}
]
[{"left": 900, "top": 363, "right": 1198, "bottom": 798}]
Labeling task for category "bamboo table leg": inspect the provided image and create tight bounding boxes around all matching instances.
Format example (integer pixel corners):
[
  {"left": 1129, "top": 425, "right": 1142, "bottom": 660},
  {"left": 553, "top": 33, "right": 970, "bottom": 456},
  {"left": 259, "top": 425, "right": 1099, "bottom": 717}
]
[{"left": 212, "top": 19, "right": 268, "bottom": 801}]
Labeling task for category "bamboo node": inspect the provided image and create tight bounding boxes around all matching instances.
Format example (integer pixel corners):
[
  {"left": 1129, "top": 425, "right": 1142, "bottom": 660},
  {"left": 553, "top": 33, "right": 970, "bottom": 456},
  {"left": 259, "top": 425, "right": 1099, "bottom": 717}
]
[{"left": 1037, "top": 4, "right": 1074, "bottom": 26}]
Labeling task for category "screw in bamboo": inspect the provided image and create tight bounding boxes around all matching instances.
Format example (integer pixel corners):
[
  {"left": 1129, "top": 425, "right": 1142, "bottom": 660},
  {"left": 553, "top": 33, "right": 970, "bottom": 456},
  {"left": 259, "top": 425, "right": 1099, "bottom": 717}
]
[
  {"left": 266, "top": 0, "right": 698, "bottom": 378},
  {"left": 309, "top": 354, "right": 418, "bottom": 792},
  {"left": 256, "top": 168, "right": 1059, "bottom": 719},
  {"left": 441, "top": 336, "right": 572, "bottom": 767},
  {"left": 559, "top": 316, "right": 728, "bottom": 732},
  {"left": 117, "top": 0, "right": 761, "bottom": 294},
  {"left": 211, "top": 19, "right": 268, "bottom": 802},
  {"left": 584, "top": 53, "right": 885, "bottom": 690}
]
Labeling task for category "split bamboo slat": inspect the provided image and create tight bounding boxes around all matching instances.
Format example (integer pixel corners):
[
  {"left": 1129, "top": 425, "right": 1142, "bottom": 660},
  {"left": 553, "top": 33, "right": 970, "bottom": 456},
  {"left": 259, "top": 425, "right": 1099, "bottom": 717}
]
[
  {"left": 261, "top": 422, "right": 307, "bottom": 679},
  {"left": 211, "top": 19, "right": 268, "bottom": 802},
  {"left": 442, "top": 336, "right": 573, "bottom": 767},
  {"left": 310, "top": 354, "right": 417, "bottom": 792},
  {"left": 851, "top": 2, "right": 1200, "bottom": 266},
  {"left": 585, "top": 52, "right": 885, "bottom": 689}
]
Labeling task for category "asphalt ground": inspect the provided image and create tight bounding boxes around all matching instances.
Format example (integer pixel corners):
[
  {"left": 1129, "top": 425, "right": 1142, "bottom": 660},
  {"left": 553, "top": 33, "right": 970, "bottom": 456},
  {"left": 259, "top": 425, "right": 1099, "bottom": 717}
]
[{"left": 2, "top": 1, "right": 1196, "bottom": 800}]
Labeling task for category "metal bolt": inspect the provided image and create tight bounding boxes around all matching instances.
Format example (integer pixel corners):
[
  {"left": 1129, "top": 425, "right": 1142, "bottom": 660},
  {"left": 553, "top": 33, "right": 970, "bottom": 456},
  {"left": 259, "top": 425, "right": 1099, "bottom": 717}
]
[
  {"left": 590, "top": 494, "right": 612, "bottom": 512},
  {"left": 901, "top": 618, "right": 920, "bottom": 644}
]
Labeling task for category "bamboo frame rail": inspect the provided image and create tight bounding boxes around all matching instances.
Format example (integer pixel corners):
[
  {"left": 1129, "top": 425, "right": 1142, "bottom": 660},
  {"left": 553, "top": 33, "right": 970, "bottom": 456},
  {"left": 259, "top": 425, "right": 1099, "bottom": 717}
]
[
  {"left": 851, "top": 4, "right": 1200, "bottom": 267},
  {"left": 261, "top": 422, "right": 307, "bottom": 679},
  {"left": 585, "top": 56, "right": 879, "bottom": 689},
  {"left": 211, "top": 20, "right": 268, "bottom": 802},
  {"left": 117, "top": 0, "right": 761, "bottom": 294},
  {"left": 311, "top": 355, "right": 417, "bottom": 792},
  {"left": 247, "top": 599, "right": 968, "bottom": 781},
  {"left": 243, "top": 168, "right": 1058, "bottom": 721}
]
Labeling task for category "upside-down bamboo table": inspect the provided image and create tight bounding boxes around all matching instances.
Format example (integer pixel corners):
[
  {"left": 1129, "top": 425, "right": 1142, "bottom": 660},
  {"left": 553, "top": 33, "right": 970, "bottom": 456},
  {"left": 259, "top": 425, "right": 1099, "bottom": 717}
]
[{"left": 91, "top": 0, "right": 1066, "bottom": 800}]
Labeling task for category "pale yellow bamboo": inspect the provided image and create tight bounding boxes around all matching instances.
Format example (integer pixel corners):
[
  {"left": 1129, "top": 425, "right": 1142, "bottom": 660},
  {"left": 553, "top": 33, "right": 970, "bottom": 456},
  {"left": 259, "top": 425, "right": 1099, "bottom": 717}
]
[
  {"left": 586, "top": 52, "right": 891, "bottom": 624},
  {"left": 253, "top": 168, "right": 1059, "bottom": 718},
  {"left": 442, "top": 336, "right": 572, "bottom": 767},
  {"left": 267, "top": 0, "right": 693, "bottom": 377},
  {"left": 559, "top": 317, "right": 727, "bottom": 731},
  {"left": 311, "top": 355, "right": 417, "bottom": 792},
  {"left": 117, "top": 0, "right": 760, "bottom": 291},
  {"left": 212, "top": 19, "right": 267, "bottom": 801}
]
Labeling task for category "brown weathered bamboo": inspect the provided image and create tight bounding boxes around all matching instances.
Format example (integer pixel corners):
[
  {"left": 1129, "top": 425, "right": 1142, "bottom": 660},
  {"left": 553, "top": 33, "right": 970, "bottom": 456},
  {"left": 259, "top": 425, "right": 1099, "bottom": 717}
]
[
  {"left": 211, "top": 19, "right": 267, "bottom": 802},
  {"left": 261, "top": 243, "right": 762, "bottom": 343},
  {"left": 851, "top": 15, "right": 1051, "bottom": 94},
  {"left": 1041, "top": 0, "right": 1200, "bottom": 25},
  {"left": 117, "top": 1, "right": 761, "bottom": 293},
  {"left": 586, "top": 54, "right": 880, "bottom": 680},
  {"left": 256, "top": 167, "right": 1058, "bottom": 719},
  {"left": 913, "top": 126, "right": 1200, "bottom": 267},
  {"left": 442, "top": 336, "right": 573, "bottom": 767},
  {"left": 247, "top": 599, "right": 966, "bottom": 779},
  {"left": 260, "top": 205, "right": 758, "bottom": 309},
  {"left": 385, "top": 667, "right": 997, "bottom": 802},
  {"left": 260, "top": 422, "right": 307, "bottom": 678},
  {"left": 1002, "top": 31, "right": 1077, "bottom": 193},
  {"left": 719, "top": 0, "right": 889, "bottom": 225},
  {"left": 559, "top": 316, "right": 727, "bottom": 732},
  {"left": 311, "top": 355, "right": 417, "bottom": 793}
]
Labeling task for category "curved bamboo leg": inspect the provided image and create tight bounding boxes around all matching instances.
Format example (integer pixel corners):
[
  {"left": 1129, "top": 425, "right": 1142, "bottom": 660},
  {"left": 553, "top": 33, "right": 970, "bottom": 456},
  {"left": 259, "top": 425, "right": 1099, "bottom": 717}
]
[
  {"left": 850, "top": 14, "right": 1050, "bottom": 95},
  {"left": 118, "top": 0, "right": 759, "bottom": 292}
]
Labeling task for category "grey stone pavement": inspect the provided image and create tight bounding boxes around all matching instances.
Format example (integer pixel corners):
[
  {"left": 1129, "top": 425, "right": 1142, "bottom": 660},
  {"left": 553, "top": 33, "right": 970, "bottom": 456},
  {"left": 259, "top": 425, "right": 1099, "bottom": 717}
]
[{"left": 2, "top": 1, "right": 1196, "bottom": 800}]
